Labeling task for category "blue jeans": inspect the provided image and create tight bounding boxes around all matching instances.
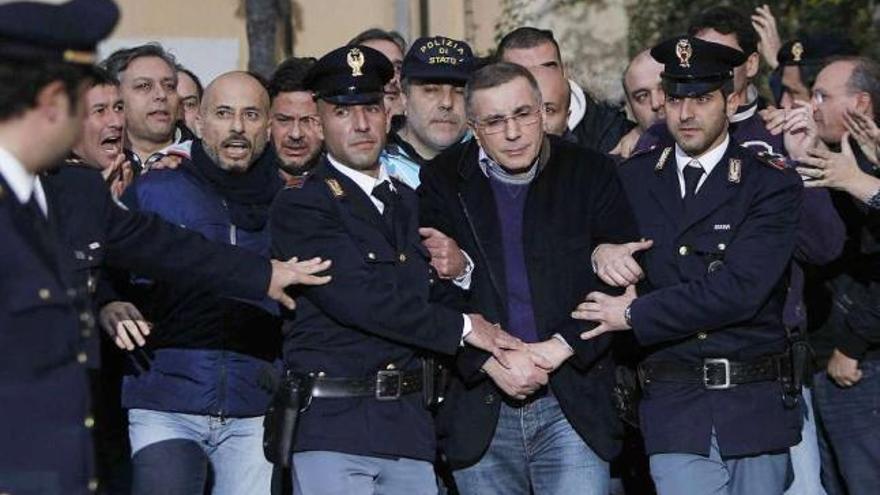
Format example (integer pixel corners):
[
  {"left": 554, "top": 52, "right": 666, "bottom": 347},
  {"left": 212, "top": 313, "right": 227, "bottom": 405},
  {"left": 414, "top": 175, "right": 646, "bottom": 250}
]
[
  {"left": 784, "top": 387, "right": 826, "bottom": 495},
  {"left": 813, "top": 359, "right": 880, "bottom": 495},
  {"left": 452, "top": 394, "right": 609, "bottom": 495},
  {"left": 128, "top": 409, "right": 272, "bottom": 495},
  {"left": 650, "top": 429, "right": 790, "bottom": 495},
  {"left": 291, "top": 451, "right": 436, "bottom": 495}
]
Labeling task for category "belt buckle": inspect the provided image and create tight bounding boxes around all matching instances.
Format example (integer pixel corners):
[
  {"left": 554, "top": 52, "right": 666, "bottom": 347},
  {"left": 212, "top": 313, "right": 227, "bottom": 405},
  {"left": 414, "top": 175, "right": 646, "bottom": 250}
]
[
  {"left": 376, "top": 370, "right": 402, "bottom": 400},
  {"left": 703, "top": 358, "right": 732, "bottom": 390}
]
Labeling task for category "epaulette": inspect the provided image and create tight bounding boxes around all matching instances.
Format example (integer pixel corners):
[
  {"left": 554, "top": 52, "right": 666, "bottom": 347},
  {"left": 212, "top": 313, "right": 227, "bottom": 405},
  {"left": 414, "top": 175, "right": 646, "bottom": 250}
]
[{"left": 755, "top": 150, "right": 788, "bottom": 170}]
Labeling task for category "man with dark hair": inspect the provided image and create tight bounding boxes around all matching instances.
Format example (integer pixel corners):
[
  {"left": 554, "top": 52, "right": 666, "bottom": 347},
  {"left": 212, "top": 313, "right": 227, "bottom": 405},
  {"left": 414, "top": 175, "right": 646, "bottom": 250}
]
[
  {"left": 69, "top": 66, "right": 133, "bottom": 198},
  {"left": 176, "top": 65, "right": 203, "bottom": 135},
  {"left": 268, "top": 56, "right": 323, "bottom": 184},
  {"left": 574, "top": 36, "right": 804, "bottom": 495},
  {"left": 497, "top": 26, "right": 635, "bottom": 154},
  {"left": 269, "top": 45, "right": 524, "bottom": 494},
  {"left": 421, "top": 61, "right": 639, "bottom": 495},
  {"left": 775, "top": 36, "right": 858, "bottom": 109},
  {"left": 349, "top": 28, "right": 407, "bottom": 117},
  {"left": 102, "top": 43, "right": 190, "bottom": 173}
]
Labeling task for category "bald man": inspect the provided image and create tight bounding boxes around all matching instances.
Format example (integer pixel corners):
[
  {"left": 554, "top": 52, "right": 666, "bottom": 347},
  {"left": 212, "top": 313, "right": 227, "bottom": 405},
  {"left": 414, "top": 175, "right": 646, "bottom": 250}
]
[
  {"left": 119, "top": 71, "right": 328, "bottom": 494},
  {"left": 532, "top": 66, "right": 572, "bottom": 136},
  {"left": 623, "top": 50, "right": 665, "bottom": 132}
]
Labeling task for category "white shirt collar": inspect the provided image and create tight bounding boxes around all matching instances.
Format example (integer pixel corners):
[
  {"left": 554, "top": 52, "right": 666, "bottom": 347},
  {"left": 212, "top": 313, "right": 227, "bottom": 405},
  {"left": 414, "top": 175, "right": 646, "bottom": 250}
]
[
  {"left": 673, "top": 133, "right": 730, "bottom": 196},
  {"left": 326, "top": 153, "right": 393, "bottom": 212},
  {"left": 0, "top": 146, "right": 35, "bottom": 204}
]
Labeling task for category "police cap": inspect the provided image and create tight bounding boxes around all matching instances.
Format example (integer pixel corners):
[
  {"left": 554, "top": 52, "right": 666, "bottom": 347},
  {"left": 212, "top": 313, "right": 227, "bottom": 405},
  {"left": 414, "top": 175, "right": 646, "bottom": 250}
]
[
  {"left": 304, "top": 45, "right": 394, "bottom": 105},
  {"left": 0, "top": 0, "right": 119, "bottom": 66},
  {"left": 402, "top": 36, "right": 474, "bottom": 84},
  {"left": 777, "top": 36, "right": 857, "bottom": 67},
  {"left": 650, "top": 35, "right": 747, "bottom": 97}
]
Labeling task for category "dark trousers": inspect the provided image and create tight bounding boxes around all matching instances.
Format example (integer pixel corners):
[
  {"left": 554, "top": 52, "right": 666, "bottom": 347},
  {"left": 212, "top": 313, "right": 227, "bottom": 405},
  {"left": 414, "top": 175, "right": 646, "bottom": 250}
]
[{"left": 813, "top": 360, "right": 880, "bottom": 495}]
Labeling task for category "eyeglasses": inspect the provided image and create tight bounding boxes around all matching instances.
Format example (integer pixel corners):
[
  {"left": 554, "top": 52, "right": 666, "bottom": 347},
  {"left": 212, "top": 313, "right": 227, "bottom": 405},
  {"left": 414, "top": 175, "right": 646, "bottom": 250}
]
[{"left": 472, "top": 107, "right": 541, "bottom": 135}]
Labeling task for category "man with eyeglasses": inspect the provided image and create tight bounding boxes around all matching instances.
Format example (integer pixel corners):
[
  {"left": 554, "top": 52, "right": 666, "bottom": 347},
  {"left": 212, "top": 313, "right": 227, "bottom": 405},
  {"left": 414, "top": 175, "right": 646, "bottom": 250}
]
[
  {"left": 268, "top": 57, "right": 323, "bottom": 186},
  {"left": 420, "top": 62, "right": 638, "bottom": 495},
  {"left": 571, "top": 36, "right": 804, "bottom": 495}
]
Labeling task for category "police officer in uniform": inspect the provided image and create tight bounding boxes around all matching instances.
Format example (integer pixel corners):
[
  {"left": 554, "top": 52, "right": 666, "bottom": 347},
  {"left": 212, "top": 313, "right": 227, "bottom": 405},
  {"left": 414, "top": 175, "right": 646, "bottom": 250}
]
[
  {"left": 269, "top": 45, "right": 523, "bottom": 495},
  {"left": 572, "top": 36, "right": 804, "bottom": 495}
]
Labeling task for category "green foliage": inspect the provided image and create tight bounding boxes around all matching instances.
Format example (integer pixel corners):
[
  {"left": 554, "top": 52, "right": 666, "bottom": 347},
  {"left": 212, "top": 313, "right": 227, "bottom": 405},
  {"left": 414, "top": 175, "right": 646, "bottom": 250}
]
[{"left": 628, "top": 0, "right": 879, "bottom": 59}]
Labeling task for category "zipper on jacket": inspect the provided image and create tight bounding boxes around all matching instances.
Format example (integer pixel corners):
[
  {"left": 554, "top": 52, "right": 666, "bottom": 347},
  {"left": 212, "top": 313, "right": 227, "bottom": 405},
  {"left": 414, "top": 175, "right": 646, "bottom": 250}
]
[{"left": 221, "top": 199, "right": 238, "bottom": 245}]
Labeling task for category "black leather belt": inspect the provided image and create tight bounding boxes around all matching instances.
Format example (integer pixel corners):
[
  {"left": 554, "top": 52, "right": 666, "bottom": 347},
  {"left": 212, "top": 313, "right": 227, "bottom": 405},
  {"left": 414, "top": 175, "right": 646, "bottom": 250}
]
[
  {"left": 638, "top": 354, "right": 792, "bottom": 390},
  {"left": 309, "top": 369, "right": 423, "bottom": 401}
]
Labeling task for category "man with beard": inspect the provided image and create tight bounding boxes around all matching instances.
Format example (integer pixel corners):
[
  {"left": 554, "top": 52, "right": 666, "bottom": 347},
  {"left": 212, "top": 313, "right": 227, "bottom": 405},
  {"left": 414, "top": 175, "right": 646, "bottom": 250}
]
[
  {"left": 103, "top": 43, "right": 191, "bottom": 174},
  {"left": 118, "top": 71, "right": 331, "bottom": 494},
  {"left": 269, "top": 45, "right": 524, "bottom": 494},
  {"left": 269, "top": 56, "right": 323, "bottom": 186},
  {"left": 573, "top": 36, "right": 804, "bottom": 495},
  {"left": 381, "top": 36, "right": 474, "bottom": 189},
  {"left": 69, "top": 66, "right": 132, "bottom": 198}
]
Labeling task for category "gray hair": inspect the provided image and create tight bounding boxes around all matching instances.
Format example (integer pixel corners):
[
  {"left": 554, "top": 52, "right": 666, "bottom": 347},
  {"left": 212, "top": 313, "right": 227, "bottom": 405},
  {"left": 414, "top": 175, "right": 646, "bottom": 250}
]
[
  {"left": 464, "top": 62, "right": 542, "bottom": 119},
  {"left": 101, "top": 42, "right": 178, "bottom": 84}
]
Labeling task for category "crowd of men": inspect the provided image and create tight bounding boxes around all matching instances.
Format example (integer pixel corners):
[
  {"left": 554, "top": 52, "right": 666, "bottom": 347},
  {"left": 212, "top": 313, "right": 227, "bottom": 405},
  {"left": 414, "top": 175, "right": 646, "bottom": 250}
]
[{"left": 2, "top": 0, "right": 880, "bottom": 494}]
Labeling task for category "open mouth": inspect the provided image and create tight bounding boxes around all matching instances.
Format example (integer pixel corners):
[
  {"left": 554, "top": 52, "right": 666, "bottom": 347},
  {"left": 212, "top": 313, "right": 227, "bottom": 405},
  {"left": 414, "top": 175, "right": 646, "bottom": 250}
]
[
  {"left": 223, "top": 139, "right": 251, "bottom": 159},
  {"left": 100, "top": 134, "right": 122, "bottom": 153}
]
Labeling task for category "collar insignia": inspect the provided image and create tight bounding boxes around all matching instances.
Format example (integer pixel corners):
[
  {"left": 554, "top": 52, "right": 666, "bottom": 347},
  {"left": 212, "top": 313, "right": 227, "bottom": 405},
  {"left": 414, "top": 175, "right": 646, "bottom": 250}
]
[
  {"left": 325, "top": 178, "right": 345, "bottom": 198},
  {"left": 728, "top": 158, "right": 742, "bottom": 183},
  {"left": 791, "top": 42, "right": 804, "bottom": 63},
  {"left": 655, "top": 147, "right": 672, "bottom": 172}
]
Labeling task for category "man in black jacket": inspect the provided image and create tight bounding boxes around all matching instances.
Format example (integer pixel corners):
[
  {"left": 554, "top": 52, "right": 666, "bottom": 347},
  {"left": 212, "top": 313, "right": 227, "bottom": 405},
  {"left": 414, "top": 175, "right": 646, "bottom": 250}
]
[{"left": 420, "top": 62, "right": 638, "bottom": 495}]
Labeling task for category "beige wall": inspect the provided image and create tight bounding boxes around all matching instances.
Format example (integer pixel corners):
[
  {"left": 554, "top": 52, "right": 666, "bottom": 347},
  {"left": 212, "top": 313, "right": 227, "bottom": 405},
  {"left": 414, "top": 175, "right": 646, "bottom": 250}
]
[{"left": 109, "top": 0, "right": 503, "bottom": 82}]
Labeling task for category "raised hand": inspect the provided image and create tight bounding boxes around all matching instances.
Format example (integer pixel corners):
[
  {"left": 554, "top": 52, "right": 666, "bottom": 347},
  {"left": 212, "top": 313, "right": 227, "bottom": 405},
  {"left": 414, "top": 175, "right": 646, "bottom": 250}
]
[
  {"left": 419, "top": 227, "right": 467, "bottom": 279},
  {"left": 268, "top": 257, "right": 332, "bottom": 310},
  {"left": 844, "top": 108, "right": 880, "bottom": 166},
  {"left": 592, "top": 239, "right": 653, "bottom": 287},
  {"left": 752, "top": 4, "right": 782, "bottom": 69},
  {"left": 572, "top": 285, "right": 638, "bottom": 341}
]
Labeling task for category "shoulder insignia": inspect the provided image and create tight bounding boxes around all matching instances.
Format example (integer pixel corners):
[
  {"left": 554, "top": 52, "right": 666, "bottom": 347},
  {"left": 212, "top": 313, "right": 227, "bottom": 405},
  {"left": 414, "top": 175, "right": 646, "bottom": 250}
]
[
  {"left": 727, "top": 158, "right": 742, "bottom": 183},
  {"left": 325, "top": 178, "right": 345, "bottom": 198},
  {"left": 655, "top": 146, "right": 672, "bottom": 172},
  {"left": 756, "top": 151, "right": 787, "bottom": 170},
  {"left": 625, "top": 144, "right": 657, "bottom": 160}
]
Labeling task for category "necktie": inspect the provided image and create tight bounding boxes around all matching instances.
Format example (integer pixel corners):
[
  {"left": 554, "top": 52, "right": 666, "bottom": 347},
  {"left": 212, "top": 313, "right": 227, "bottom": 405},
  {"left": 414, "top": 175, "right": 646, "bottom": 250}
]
[
  {"left": 682, "top": 160, "right": 705, "bottom": 204},
  {"left": 371, "top": 181, "right": 398, "bottom": 232}
]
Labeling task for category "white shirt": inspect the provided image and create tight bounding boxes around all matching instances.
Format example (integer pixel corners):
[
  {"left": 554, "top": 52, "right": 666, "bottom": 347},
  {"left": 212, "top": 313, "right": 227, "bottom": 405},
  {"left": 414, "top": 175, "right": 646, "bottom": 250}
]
[
  {"left": 326, "top": 154, "right": 474, "bottom": 342},
  {"left": 0, "top": 146, "right": 47, "bottom": 216},
  {"left": 674, "top": 133, "right": 730, "bottom": 197}
]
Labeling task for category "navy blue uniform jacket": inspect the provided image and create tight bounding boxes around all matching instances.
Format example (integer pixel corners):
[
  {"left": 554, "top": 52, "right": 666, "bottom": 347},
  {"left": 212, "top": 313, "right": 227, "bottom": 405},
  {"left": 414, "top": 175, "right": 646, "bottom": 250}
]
[
  {"left": 269, "top": 158, "right": 464, "bottom": 462},
  {"left": 1, "top": 165, "right": 271, "bottom": 495},
  {"left": 619, "top": 140, "right": 804, "bottom": 457},
  {"left": 419, "top": 137, "right": 639, "bottom": 468}
]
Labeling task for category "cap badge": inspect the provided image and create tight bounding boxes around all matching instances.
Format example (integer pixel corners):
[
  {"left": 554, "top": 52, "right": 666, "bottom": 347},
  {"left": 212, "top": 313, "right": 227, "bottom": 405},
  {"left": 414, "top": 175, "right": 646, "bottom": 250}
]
[
  {"left": 791, "top": 42, "right": 804, "bottom": 63},
  {"left": 728, "top": 158, "right": 742, "bottom": 184},
  {"left": 346, "top": 48, "right": 365, "bottom": 77},
  {"left": 675, "top": 39, "right": 693, "bottom": 68}
]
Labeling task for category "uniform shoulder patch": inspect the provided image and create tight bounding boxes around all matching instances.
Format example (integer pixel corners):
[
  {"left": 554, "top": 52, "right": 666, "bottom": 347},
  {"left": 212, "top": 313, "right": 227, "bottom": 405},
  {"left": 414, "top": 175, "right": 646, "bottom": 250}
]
[
  {"left": 755, "top": 150, "right": 788, "bottom": 170},
  {"left": 325, "top": 178, "right": 345, "bottom": 198}
]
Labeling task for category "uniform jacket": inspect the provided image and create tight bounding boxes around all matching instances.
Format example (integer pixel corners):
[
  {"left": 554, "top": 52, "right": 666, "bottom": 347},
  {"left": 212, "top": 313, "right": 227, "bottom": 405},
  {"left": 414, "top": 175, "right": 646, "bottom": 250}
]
[
  {"left": 1, "top": 163, "right": 271, "bottom": 494},
  {"left": 619, "top": 139, "right": 804, "bottom": 457},
  {"left": 419, "top": 137, "right": 639, "bottom": 468},
  {"left": 269, "top": 158, "right": 464, "bottom": 462}
]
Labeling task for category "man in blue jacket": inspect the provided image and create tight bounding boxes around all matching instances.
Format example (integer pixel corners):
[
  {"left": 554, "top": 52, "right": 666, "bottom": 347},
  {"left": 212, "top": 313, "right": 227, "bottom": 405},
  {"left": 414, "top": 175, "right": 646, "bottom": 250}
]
[{"left": 120, "top": 71, "right": 330, "bottom": 495}]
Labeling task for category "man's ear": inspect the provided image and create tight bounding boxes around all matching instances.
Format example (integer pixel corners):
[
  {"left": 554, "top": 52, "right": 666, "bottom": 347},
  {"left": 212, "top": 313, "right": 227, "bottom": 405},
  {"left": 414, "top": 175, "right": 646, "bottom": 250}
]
[
  {"left": 745, "top": 52, "right": 760, "bottom": 79},
  {"left": 725, "top": 91, "right": 740, "bottom": 119},
  {"left": 36, "top": 80, "right": 70, "bottom": 122},
  {"left": 855, "top": 92, "right": 873, "bottom": 118}
]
